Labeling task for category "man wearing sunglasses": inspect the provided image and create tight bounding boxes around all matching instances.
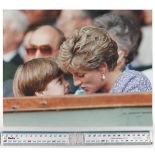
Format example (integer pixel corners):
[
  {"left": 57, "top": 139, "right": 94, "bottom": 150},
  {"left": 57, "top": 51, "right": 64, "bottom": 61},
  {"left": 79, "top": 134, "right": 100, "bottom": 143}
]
[
  {"left": 24, "top": 25, "right": 77, "bottom": 94},
  {"left": 26, "top": 25, "right": 65, "bottom": 61}
]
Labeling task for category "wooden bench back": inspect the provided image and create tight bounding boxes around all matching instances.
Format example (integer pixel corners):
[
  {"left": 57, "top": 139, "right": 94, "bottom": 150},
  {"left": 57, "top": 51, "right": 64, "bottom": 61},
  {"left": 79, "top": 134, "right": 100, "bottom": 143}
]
[{"left": 3, "top": 92, "right": 152, "bottom": 112}]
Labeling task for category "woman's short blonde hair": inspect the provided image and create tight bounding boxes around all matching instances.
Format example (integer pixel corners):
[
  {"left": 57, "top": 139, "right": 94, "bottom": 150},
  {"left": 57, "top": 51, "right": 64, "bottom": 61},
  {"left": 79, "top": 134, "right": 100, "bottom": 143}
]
[
  {"left": 13, "top": 58, "right": 62, "bottom": 96},
  {"left": 56, "top": 26, "right": 118, "bottom": 72}
]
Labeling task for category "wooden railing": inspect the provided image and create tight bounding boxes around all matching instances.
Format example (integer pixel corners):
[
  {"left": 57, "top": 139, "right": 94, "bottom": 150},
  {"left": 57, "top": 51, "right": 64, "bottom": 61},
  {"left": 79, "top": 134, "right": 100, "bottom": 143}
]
[{"left": 3, "top": 92, "right": 152, "bottom": 112}]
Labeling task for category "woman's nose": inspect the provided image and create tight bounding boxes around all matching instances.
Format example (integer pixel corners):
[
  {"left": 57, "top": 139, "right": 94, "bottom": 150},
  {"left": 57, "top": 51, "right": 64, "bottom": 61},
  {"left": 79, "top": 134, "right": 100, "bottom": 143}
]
[
  {"left": 73, "top": 75, "right": 82, "bottom": 86},
  {"left": 74, "top": 79, "right": 82, "bottom": 87}
]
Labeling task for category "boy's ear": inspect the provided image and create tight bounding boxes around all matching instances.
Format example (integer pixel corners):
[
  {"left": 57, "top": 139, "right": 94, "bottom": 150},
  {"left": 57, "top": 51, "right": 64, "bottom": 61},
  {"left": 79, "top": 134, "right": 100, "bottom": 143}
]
[{"left": 35, "top": 91, "right": 45, "bottom": 97}]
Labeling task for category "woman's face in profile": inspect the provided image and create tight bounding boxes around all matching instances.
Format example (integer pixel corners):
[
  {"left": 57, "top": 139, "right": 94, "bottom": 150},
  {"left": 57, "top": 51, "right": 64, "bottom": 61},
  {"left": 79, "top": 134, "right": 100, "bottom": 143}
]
[{"left": 70, "top": 68, "right": 104, "bottom": 94}]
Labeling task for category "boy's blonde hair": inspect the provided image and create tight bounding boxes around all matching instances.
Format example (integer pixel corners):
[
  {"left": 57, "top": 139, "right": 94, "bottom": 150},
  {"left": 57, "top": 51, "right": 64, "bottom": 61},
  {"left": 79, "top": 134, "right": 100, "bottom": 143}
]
[{"left": 13, "top": 58, "right": 62, "bottom": 96}]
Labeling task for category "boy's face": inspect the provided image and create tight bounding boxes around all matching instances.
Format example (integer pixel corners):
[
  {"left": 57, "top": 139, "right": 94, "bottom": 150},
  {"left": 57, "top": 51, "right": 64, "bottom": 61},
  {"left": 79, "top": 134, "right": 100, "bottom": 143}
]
[{"left": 42, "top": 76, "right": 69, "bottom": 96}]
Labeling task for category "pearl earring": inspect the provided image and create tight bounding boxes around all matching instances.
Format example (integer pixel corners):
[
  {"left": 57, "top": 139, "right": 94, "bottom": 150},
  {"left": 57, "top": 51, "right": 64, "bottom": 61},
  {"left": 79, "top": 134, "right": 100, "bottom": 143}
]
[{"left": 102, "top": 74, "right": 106, "bottom": 80}]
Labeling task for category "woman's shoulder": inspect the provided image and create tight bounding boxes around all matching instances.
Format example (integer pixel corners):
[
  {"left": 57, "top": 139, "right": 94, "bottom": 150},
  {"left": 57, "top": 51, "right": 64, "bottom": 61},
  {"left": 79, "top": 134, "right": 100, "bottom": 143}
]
[
  {"left": 119, "top": 69, "right": 151, "bottom": 82},
  {"left": 111, "top": 70, "right": 152, "bottom": 93}
]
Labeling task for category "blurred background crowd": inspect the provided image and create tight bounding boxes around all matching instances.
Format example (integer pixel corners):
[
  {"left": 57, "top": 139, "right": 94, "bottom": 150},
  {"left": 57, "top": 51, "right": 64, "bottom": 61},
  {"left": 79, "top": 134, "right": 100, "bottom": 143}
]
[{"left": 3, "top": 10, "right": 152, "bottom": 97}]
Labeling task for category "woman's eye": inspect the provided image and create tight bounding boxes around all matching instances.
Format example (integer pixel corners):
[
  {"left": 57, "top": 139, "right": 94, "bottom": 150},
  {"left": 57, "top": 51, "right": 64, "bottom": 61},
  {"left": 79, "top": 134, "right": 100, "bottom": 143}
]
[{"left": 77, "top": 74, "right": 85, "bottom": 78}]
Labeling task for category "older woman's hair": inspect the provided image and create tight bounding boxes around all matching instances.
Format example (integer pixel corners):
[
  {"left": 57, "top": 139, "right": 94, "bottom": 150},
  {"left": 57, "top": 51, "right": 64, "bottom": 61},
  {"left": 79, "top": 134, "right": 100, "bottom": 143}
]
[
  {"left": 94, "top": 12, "right": 142, "bottom": 64},
  {"left": 56, "top": 26, "right": 118, "bottom": 72},
  {"left": 13, "top": 58, "right": 62, "bottom": 96}
]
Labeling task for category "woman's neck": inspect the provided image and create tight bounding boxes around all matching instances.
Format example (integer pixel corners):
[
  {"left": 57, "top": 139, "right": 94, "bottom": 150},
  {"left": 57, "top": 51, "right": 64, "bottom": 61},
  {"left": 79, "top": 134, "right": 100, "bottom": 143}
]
[{"left": 101, "top": 70, "right": 122, "bottom": 93}]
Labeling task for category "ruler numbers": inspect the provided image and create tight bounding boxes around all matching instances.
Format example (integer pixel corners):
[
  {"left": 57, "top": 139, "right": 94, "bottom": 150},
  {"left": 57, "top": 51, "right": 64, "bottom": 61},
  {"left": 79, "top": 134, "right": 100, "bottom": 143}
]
[{"left": 1, "top": 130, "right": 152, "bottom": 145}]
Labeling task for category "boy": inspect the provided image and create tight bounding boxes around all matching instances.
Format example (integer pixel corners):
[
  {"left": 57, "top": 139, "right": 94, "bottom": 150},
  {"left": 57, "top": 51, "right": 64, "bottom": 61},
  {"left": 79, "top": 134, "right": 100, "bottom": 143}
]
[{"left": 13, "top": 58, "right": 69, "bottom": 96}]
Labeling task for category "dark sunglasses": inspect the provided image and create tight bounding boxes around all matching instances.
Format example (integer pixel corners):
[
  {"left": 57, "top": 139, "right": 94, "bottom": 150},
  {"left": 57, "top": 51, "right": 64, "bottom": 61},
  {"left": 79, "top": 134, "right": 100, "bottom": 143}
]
[{"left": 26, "top": 45, "right": 53, "bottom": 56}]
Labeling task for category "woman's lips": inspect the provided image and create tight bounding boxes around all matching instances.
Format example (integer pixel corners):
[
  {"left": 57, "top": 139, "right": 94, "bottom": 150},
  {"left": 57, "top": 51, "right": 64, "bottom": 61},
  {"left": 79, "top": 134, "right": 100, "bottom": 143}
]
[{"left": 81, "top": 87, "right": 88, "bottom": 91}]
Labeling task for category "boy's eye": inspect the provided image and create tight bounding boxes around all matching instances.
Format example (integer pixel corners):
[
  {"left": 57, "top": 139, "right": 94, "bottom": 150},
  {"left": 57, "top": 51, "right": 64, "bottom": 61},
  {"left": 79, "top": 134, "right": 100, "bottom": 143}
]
[{"left": 57, "top": 78, "right": 63, "bottom": 84}]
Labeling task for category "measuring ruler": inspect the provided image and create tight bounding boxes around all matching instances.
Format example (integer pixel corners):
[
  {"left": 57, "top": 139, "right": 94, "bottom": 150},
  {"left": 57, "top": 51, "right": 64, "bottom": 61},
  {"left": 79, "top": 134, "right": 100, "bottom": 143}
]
[{"left": 1, "top": 127, "right": 153, "bottom": 145}]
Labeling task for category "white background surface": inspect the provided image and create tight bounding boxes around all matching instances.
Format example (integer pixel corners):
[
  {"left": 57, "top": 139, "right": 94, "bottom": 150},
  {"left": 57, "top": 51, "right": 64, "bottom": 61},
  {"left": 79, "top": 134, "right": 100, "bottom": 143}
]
[{"left": 0, "top": 0, "right": 155, "bottom": 153}]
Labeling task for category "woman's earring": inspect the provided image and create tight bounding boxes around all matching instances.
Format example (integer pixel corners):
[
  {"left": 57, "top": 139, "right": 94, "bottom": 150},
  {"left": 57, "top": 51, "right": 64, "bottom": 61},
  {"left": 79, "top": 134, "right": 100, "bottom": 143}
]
[{"left": 102, "top": 74, "right": 106, "bottom": 80}]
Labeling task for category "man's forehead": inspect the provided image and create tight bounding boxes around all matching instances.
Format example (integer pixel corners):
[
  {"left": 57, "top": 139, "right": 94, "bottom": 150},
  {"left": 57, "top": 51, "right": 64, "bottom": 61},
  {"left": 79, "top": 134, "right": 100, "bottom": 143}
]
[
  {"left": 30, "top": 37, "right": 51, "bottom": 45},
  {"left": 30, "top": 30, "right": 60, "bottom": 46},
  {"left": 30, "top": 35, "right": 53, "bottom": 45}
]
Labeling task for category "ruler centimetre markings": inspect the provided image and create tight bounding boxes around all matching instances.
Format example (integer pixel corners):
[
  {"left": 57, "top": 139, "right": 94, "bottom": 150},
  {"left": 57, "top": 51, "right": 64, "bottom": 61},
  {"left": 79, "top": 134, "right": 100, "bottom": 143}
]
[{"left": 1, "top": 130, "right": 153, "bottom": 145}]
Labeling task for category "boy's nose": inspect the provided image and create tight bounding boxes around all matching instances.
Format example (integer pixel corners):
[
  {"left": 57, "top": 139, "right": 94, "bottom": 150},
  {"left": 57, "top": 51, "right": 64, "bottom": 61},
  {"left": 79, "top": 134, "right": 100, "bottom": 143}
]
[{"left": 64, "top": 80, "right": 69, "bottom": 88}]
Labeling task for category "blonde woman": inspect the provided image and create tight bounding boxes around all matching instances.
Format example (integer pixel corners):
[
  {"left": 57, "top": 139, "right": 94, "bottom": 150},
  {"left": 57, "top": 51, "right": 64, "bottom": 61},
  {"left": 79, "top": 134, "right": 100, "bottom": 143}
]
[{"left": 56, "top": 26, "right": 152, "bottom": 94}]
